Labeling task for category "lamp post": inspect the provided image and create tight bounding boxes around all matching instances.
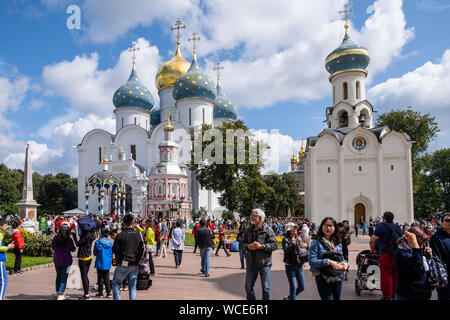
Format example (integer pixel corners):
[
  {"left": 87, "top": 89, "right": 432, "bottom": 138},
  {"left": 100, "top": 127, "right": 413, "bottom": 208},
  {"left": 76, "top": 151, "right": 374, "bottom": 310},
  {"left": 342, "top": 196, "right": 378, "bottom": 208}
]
[{"left": 172, "top": 196, "right": 185, "bottom": 220}]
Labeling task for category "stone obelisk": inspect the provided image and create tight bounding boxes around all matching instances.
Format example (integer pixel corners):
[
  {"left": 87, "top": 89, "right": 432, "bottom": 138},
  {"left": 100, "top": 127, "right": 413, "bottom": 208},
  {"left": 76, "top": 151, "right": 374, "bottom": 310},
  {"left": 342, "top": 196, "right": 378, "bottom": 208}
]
[{"left": 16, "top": 143, "right": 40, "bottom": 232}]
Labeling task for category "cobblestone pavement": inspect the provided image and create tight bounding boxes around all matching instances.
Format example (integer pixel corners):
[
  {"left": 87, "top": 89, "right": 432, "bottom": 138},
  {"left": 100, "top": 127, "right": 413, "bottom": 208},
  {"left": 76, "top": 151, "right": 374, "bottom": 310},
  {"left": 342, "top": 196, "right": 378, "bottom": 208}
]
[{"left": 4, "top": 235, "right": 437, "bottom": 300}]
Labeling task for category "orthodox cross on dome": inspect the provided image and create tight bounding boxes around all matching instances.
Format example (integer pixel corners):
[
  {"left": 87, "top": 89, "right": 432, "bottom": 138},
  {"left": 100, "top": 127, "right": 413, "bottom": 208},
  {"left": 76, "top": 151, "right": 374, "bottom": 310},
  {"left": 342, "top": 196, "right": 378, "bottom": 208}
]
[
  {"left": 188, "top": 32, "right": 201, "bottom": 55},
  {"left": 214, "top": 62, "right": 224, "bottom": 84},
  {"left": 171, "top": 18, "right": 186, "bottom": 44},
  {"left": 128, "top": 41, "right": 140, "bottom": 69},
  {"left": 339, "top": 2, "right": 354, "bottom": 35}
]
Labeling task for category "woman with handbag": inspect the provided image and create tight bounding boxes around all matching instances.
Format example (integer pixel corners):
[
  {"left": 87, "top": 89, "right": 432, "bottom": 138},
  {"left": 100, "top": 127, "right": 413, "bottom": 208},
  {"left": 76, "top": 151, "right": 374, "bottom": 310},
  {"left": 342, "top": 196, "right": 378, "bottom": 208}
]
[
  {"left": 282, "top": 222, "right": 309, "bottom": 300},
  {"left": 309, "top": 217, "right": 347, "bottom": 300},
  {"left": 137, "top": 219, "right": 156, "bottom": 275}
]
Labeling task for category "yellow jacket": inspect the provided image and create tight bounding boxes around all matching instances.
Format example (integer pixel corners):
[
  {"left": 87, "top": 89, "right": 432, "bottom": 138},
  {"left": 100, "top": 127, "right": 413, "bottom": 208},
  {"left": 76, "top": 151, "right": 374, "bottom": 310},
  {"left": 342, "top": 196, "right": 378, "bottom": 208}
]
[{"left": 136, "top": 226, "right": 156, "bottom": 246}]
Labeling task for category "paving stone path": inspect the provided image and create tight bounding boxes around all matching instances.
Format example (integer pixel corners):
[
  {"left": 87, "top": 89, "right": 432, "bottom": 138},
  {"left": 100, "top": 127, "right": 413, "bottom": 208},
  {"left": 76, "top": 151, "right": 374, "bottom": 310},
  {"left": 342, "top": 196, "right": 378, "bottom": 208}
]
[{"left": 4, "top": 235, "right": 436, "bottom": 300}]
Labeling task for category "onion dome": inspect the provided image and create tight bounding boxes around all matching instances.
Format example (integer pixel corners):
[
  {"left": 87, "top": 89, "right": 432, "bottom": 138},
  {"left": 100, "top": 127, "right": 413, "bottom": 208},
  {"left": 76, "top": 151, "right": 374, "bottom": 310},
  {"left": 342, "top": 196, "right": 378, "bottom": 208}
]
[
  {"left": 173, "top": 54, "right": 216, "bottom": 102},
  {"left": 155, "top": 42, "right": 191, "bottom": 92},
  {"left": 113, "top": 67, "right": 154, "bottom": 110},
  {"left": 150, "top": 105, "right": 161, "bottom": 126},
  {"left": 290, "top": 152, "right": 298, "bottom": 163},
  {"left": 214, "top": 82, "right": 237, "bottom": 120},
  {"left": 325, "top": 32, "right": 370, "bottom": 79}
]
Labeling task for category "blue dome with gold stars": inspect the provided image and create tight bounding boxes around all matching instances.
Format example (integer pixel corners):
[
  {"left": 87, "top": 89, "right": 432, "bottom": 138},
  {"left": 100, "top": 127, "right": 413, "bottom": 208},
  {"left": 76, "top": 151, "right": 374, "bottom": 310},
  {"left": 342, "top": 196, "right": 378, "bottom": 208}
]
[
  {"left": 113, "top": 68, "right": 154, "bottom": 111},
  {"left": 325, "top": 33, "right": 370, "bottom": 79},
  {"left": 173, "top": 54, "right": 216, "bottom": 102},
  {"left": 150, "top": 105, "right": 161, "bottom": 126},
  {"left": 214, "top": 83, "right": 237, "bottom": 120}
]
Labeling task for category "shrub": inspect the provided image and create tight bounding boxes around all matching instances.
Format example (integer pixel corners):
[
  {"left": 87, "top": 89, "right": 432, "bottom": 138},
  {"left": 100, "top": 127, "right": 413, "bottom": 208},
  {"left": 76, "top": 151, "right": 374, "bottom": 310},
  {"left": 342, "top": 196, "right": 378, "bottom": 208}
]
[{"left": 21, "top": 229, "right": 53, "bottom": 257}]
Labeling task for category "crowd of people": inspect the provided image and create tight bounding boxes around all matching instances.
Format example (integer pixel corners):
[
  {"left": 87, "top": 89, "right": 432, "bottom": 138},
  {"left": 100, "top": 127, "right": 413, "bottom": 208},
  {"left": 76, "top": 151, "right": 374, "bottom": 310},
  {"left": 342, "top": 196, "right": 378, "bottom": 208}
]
[{"left": 0, "top": 209, "right": 448, "bottom": 301}]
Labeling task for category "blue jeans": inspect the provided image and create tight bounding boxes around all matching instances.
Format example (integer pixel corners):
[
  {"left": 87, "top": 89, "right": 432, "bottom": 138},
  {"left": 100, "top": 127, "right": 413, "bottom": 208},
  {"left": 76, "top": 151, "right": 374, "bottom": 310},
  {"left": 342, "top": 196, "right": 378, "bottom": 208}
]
[
  {"left": 112, "top": 265, "right": 139, "bottom": 300},
  {"left": 200, "top": 247, "right": 211, "bottom": 275},
  {"left": 315, "top": 276, "right": 343, "bottom": 300},
  {"left": 285, "top": 264, "right": 305, "bottom": 300},
  {"left": 239, "top": 248, "right": 245, "bottom": 268},
  {"left": 245, "top": 266, "right": 271, "bottom": 300},
  {"left": 0, "top": 262, "right": 7, "bottom": 300},
  {"left": 55, "top": 266, "right": 70, "bottom": 294}
]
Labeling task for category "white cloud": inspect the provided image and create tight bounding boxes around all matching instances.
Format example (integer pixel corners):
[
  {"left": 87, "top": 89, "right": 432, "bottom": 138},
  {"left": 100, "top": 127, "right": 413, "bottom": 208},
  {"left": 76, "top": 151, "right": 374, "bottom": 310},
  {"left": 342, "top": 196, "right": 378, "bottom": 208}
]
[
  {"left": 189, "top": 0, "right": 414, "bottom": 109},
  {"left": 1, "top": 113, "right": 115, "bottom": 176},
  {"left": 368, "top": 49, "right": 450, "bottom": 149},
  {"left": 251, "top": 129, "right": 306, "bottom": 174},
  {"left": 42, "top": 37, "right": 161, "bottom": 116},
  {"left": 83, "top": 0, "right": 200, "bottom": 43}
]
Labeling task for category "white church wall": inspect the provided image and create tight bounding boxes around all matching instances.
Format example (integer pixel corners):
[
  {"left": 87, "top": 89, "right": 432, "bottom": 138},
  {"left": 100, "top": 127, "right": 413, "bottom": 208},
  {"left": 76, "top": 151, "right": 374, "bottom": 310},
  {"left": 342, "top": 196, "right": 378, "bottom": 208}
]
[
  {"left": 331, "top": 72, "right": 366, "bottom": 106},
  {"left": 78, "top": 130, "right": 114, "bottom": 210},
  {"left": 159, "top": 87, "right": 177, "bottom": 122},
  {"left": 114, "top": 125, "right": 149, "bottom": 168},
  {"left": 176, "top": 99, "right": 214, "bottom": 128},
  {"left": 380, "top": 133, "right": 413, "bottom": 224},
  {"left": 114, "top": 108, "right": 150, "bottom": 132}
]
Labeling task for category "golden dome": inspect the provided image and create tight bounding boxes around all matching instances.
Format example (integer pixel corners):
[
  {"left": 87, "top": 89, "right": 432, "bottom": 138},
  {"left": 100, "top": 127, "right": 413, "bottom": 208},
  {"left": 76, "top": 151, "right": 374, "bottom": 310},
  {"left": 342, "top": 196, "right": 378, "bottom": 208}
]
[
  {"left": 290, "top": 153, "right": 298, "bottom": 163},
  {"left": 299, "top": 145, "right": 305, "bottom": 158},
  {"left": 155, "top": 42, "right": 191, "bottom": 92}
]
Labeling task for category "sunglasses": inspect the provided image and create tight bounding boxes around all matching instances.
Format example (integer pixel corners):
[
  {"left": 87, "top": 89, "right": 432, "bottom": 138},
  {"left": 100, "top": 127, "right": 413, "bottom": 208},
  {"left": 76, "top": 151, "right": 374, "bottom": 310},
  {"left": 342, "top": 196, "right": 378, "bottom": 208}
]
[{"left": 443, "top": 219, "right": 450, "bottom": 223}]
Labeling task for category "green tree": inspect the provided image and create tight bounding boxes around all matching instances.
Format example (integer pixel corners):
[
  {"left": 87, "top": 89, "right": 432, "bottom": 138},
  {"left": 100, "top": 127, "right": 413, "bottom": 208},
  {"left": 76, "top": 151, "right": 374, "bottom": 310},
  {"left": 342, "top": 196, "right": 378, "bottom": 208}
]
[
  {"left": 426, "top": 148, "right": 450, "bottom": 212},
  {"left": 375, "top": 107, "right": 439, "bottom": 162},
  {"left": 188, "top": 120, "right": 269, "bottom": 218},
  {"left": 263, "top": 172, "right": 299, "bottom": 216}
]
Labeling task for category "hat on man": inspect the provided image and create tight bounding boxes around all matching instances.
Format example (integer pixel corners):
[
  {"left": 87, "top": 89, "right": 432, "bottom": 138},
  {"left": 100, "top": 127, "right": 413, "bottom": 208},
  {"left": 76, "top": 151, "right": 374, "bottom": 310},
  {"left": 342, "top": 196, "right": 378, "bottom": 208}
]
[{"left": 285, "top": 222, "right": 298, "bottom": 232}]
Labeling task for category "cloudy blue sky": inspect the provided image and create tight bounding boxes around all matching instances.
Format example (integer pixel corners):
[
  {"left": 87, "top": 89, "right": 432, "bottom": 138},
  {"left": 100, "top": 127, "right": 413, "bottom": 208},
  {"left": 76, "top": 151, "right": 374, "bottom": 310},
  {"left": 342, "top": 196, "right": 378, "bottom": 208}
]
[{"left": 0, "top": 0, "right": 449, "bottom": 176}]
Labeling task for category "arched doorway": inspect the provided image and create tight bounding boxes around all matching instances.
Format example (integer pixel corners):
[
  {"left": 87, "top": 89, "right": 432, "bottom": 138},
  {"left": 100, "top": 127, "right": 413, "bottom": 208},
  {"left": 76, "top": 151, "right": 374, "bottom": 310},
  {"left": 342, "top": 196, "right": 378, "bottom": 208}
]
[{"left": 354, "top": 203, "right": 365, "bottom": 226}]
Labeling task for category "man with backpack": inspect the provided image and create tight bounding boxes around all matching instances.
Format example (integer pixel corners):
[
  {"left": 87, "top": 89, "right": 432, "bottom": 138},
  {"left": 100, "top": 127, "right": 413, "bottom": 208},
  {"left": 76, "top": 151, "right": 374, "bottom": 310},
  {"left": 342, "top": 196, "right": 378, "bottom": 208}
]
[
  {"left": 370, "top": 211, "right": 403, "bottom": 300},
  {"left": 111, "top": 214, "right": 145, "bottom": 300}
]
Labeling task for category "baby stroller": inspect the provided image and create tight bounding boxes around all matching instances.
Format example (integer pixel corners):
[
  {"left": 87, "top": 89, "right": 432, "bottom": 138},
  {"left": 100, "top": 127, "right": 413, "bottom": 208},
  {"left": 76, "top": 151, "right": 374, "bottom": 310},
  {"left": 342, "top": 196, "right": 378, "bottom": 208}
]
[{"left": 355, "top": 250, "right": 381, "bottom": 296}]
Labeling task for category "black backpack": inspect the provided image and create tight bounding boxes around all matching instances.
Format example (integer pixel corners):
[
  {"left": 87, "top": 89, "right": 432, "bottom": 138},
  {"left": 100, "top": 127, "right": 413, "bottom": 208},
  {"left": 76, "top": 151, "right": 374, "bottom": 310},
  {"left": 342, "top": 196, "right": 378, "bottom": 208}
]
[
  {"left": 382, "top": 223, "right": 401, "bottom": 255},
  {"left": 318, "top": 242, "right": 345, "bottom": 278}
]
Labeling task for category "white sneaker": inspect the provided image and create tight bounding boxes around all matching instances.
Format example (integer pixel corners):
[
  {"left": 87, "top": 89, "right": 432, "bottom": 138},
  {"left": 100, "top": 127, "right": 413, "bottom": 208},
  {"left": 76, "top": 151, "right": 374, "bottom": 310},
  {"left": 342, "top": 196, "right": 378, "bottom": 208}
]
[{"left": 57, "top": 294, "right": 65, "bottom": 300}]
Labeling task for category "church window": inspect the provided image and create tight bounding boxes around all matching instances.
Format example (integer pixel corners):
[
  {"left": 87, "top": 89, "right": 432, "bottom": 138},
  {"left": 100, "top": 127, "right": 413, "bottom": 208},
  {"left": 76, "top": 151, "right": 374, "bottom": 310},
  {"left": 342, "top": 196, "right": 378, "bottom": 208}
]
[
  {"left": 343, "top": 82, "right": 348, "bottom": 100},
  {"left": 131, "top": 145, "right": 136, "bottom": 161},
  {"left": 172, "top": 185, "right": 176, "bottom": 194},
  {"left": 356, "top": 81, "right": 361, "bottom": 99},
  {"left": 134, "top": 117, "right": 137, "bottom": 125},
  {"left": 328, "top": 167, "right": 331, "bottom": 173},
  {"left": 338, "top": 111, "right": 348, "bottom": 127},
  {"left": 158, "top": 186, "right": 162, "bottom": 195},
  {"left": 189, "top": 108, "right": 192, "bottom": 126},
  {"left": 359, "top": 166, "right": 362, "bottom": 172},
  {"left": 122, "top": 118, "right": 124, "bottom": 128},
  {"left": 391, "top": 164, "right": 394, "bottom": 171},
  {"left": 99, "top": 147, "right": 102, "bottom": 163}
]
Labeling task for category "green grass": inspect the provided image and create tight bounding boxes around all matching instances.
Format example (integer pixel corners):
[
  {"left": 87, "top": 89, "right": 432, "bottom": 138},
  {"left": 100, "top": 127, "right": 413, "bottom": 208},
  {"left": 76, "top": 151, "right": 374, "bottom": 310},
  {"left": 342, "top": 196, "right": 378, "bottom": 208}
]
[{"left": 4, "top": 253, "right": 53, "bottom": 271}]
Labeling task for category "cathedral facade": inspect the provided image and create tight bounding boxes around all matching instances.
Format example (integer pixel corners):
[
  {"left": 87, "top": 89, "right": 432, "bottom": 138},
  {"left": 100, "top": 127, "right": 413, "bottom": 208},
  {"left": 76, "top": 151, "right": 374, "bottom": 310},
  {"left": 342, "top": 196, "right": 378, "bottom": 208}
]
[
  {"left": 304, "top": 27, "right": 414, "bottom": 225},
  {"left": 76, "top": 22, "right": 237, "bottom": 220}
]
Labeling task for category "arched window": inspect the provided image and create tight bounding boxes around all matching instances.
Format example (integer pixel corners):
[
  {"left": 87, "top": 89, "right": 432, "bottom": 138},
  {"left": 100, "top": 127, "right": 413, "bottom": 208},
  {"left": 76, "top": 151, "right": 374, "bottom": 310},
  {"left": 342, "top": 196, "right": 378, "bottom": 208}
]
[
  {"left": 338, "top": 110, "right": 348, "bottom": 127},
  {"left": 189, "top": 108, "right": 192, "bottom": 126},
  {"left": 343, "top": 82, "right": 348, "bottom": 100},
  {"left": 122, "top": 117, "right": 124, "bottom": 128},
  {"left": 356, "top": 81, "right": 361, "bottom": 99}
]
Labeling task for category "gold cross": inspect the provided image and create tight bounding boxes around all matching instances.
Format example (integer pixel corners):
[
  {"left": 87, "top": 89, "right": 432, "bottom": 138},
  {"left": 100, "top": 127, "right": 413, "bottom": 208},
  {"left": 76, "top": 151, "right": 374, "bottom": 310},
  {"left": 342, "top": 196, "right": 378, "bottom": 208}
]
[
  {"left": 188, "top": 32, "right": 201, "bottom": 55},
  {"left": 128, "top": 41, "right": 140, "bottom": 69},
  {"left": 213, "top": 62, "right": 224, "bottom": 83},
  {"left": 171, "top": 18, "right": 186, "bottom": 43},
  {"left": 339, "top": 2, "right": 354, "bottom": 34}
]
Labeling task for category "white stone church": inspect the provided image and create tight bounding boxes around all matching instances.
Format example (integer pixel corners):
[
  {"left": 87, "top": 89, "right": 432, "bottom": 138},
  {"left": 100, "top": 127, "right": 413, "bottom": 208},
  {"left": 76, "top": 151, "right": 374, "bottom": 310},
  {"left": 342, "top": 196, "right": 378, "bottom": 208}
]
[
  {"left": 304, "top": 27, "right": 414, "bottom": 225},
  {"left": 76, "top": 22, "right": 237, "bottom": 220}
]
